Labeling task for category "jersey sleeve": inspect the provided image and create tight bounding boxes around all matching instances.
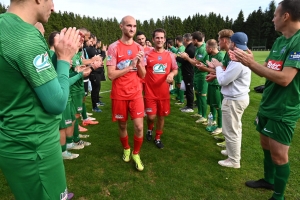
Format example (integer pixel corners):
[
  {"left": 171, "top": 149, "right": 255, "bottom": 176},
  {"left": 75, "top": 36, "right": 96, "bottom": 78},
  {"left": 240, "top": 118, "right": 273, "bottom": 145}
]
[
  {"left": 170, "top": 52, "right": 178, "bottom": 70},
  {"left": 195, "top": 48, "right": 209, "bottom": 64},
  {"left": 284, "top": 37, "right": 300, "bottom": 69},
  {"left": 3, "top": 30, "right": 57, "bottom": 88},
  {"left": 106, "top": 42, "right": 118, "bottom": 67}
]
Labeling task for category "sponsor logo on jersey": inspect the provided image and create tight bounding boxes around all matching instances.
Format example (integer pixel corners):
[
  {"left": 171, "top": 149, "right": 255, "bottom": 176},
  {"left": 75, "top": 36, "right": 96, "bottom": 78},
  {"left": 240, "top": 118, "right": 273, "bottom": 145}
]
[
  {"left": 33, "top": 52, "right": 51, "bottom": 72},
  {"left": 158, "top": 56, "right": 162, "bottom": 61},
  {"left": 107, "top": 55, "right": 112, "bottom": 61},
  {"left": 267, "top": 60, "right": 283, "bottom": 71},
  {"left": 127, "top": 50, "right": 132, "bottom": 55},
  {"left": 197, "top": 54, "right": 203, "bottom": 58},
  {"left": 115, "top": 114, "right": 124, "bottom": 119},
  {"left": 76, "top": 60, "right": 80, "bottom": 65},
  {"left": 60, "top": 189, "right": 68, "bottom": 200},
  {"left": 289, "top": 52, "right": 300, "bottom": 61},
  {"left": 146, "top": 108, "right": 152, "bottom": 112},
  {"left": 153, "top": 63, "right": 167, "bottom": 74}
]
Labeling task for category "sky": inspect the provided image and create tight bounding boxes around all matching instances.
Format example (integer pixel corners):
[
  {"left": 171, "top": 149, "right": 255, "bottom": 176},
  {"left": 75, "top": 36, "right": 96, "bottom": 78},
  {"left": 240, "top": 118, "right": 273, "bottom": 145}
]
[{"left": 1, "top": 0, "right": 274, "bottom": 22}]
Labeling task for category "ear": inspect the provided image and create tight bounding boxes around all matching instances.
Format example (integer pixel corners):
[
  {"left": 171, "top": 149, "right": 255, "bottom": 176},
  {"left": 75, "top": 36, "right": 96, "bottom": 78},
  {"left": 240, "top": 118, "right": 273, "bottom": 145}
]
[
  {"left": 283, "top": 12, "right": 290, "bottom": 22},
  {"left": 119, "top": 23, "right": 123, "bottom": 30},
  {"left": 35, "top": 0, "right": 42, "bottom": 4}
]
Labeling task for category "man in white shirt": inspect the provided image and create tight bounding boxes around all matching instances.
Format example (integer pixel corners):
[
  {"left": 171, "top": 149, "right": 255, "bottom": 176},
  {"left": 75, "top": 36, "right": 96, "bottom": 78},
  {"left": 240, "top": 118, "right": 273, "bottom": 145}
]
[{"left": 208, "top": 32, "right": 251, "bottom": 168}]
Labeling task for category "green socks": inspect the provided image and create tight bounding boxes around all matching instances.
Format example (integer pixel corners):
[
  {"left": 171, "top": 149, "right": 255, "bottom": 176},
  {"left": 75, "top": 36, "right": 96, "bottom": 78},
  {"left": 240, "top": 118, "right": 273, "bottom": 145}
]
[
  {"left": 272, "top": 162, "right": 290, "bottom": 200},
  {"left": 178, "top": 90, "right": 184, "bottom": 103},
  {"left": 82, "top": 102, "right": 87, "bottom": 120},
  {"left": 211, "top": 106, "right": 216, "bottom": 121},
  {"left": 61, "top": 144, "right": 66, "bottom": 152},
  {"left": 200, "top": 95, "right": 207, "bottom": 118},
  {"left": 73, "top": 119, "right": 80, "bottom": 143},
  {"left": 263, "top": 149, "right": 275, "bottom": 184},
  {"left": 217, "top": 108, "right": 222, "bottom": 128}
]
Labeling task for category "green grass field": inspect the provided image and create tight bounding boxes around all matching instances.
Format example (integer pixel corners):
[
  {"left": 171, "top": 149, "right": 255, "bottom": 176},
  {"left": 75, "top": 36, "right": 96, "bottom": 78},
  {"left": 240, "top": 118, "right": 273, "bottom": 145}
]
[{"left": 1, "top": 51, "right": 300, "bottom": 200}]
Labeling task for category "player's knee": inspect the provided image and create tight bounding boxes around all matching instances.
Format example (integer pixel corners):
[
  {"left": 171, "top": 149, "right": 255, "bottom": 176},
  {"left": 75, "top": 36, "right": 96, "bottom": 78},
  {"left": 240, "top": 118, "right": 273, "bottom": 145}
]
[{"left": 271, "top": 154, "right": 288, "bottom": 165}]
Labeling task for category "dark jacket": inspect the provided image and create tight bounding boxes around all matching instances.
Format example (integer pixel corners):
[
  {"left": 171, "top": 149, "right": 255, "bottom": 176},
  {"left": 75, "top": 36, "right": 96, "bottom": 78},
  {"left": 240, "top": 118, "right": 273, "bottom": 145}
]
[{"left": 176, "top": 42, "right": 196, "bottom": 77}]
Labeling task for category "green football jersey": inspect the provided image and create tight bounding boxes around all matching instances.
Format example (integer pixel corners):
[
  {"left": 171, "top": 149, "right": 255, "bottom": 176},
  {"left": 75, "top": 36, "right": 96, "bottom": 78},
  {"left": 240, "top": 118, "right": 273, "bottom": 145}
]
[
  {"left": 169, "top": 46, "right": 177, "bottom": 54},
  {"left": 0, "top": 13, "right": 61, "bottom": 160},
  {"left": 176, "top": 45, "right": 185, "bottom": 67},
  {"left": 194, "top": 43, "right": 209, "bottom": 78},
  {"left": 222, "top": 52, "right": 230, "bottom": 68},
  {"left": 70, "top": 52, "right": 84, "bottom": 96},
  {"left": 259, "top": 30, "right": 300, "bottom": 122},
  {"left": 208, "top": 51, "right": 224, "bottom": 85}
]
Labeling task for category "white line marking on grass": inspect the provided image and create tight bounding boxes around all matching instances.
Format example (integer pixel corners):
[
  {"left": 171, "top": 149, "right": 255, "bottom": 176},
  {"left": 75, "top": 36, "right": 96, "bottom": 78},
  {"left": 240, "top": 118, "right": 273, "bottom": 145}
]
[{"left": 100, "top": 90, "right": 111, "bottom": 94}]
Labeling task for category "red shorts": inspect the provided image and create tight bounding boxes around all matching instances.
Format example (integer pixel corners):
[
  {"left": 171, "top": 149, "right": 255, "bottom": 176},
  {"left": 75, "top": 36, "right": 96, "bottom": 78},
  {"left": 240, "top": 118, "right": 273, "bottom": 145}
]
[
  {"left": 112, "top": 98, "right": 144, "bottom": 122},
  {"left": 144, "top": 98, "right": 170, "bottom": 116}
]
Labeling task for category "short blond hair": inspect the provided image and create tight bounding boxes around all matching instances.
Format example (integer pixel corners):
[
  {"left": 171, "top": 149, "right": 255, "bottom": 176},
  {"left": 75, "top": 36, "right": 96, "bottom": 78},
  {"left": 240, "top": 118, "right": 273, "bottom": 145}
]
[{"left": 218, "top": 29, "right": 234, "bottom": 38}]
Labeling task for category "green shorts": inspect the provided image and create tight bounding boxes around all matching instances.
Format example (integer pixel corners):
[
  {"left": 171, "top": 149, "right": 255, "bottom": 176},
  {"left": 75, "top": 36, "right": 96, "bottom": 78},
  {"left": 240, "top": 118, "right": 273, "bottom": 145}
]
[
  {"left": 255, "top": 113, "right": 296, "bottom": 145},
  {"left": 207, "top": 84, "right": 222, "bottom": 108},
  {"left": 0, "top": 145, "right": 68, "bottom": 200},
  {"left": 72, "top": 93, "right": 84, "bottom": 114},
  {"left": 59, "top": 101, "right": 76, "bottom": 129},
  {"left": 194, "top": 77, "right": 208, "bottom": 94},
  {"left": 174, "top": 67, "right": 182, "bottom": 84}
]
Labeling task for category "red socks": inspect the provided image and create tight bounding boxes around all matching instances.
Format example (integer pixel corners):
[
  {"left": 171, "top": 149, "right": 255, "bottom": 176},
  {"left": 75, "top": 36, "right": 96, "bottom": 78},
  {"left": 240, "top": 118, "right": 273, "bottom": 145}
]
[
  {"left": 120, "top": 135, "right": 130, "bottom": 149},
  {"left": 155, "top": 130, "right": 163, "bottom": 140},
  {"left": 133, "top": 135, "right": 143, "bottom": 154}
]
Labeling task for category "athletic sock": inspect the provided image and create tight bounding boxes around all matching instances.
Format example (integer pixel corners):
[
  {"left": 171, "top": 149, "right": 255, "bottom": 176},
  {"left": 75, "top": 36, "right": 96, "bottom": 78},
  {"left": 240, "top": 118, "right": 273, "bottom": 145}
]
[
  {"left": 196, "top": 93, "right": 201, "bottom": 114},
  {"left": 73, "top": 119, "right": 80, "bottom": 143},
  {"left": 66, "top": 136, "right": 74, "bottom": 144},
  {"left": 155, "top": 130, "right": 163, "bottom": 140},
  {"left": 263, "top": 149, "right": 275, "bottom": 184},
  {"left": 133, "top": 135, "right": 143, "bottom": 154},
  {"left": 200, "top": 95, "right": 207, "bottom": 118},
  {"left": 272, "top": 162, "right": 290, "bottom": 200},
  {"left": 120, "top": 135, "right": 130, "bottom": 150},
  {"left": 148, "top": 123, "right": 154, "bottom": 131},
  {"left": 82, "top": 102, "right": 88, "bottom": 120},
  {"left": 217, "top": 108, "right": 222, "bottom": 128},
  {"left": 61, "top": 144, "right": 66, "bottom": 152},
  {"left": 211, "top": 106, "right": 217, "bottom": 121},
  {"left": 179, "top": 90, "right": 184, "bottom": 103}
]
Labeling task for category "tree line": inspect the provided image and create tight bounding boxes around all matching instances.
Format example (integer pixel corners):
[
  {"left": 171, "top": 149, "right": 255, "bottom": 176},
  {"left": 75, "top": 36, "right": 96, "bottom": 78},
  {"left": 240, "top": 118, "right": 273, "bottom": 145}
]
[{"left": 0, "top": 1, "right": 278, "bottom": 49}]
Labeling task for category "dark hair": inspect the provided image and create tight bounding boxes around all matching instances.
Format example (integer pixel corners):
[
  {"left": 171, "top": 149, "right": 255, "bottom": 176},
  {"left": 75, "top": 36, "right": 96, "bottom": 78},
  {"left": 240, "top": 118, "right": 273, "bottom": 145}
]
[
  {"left": 136, "top": 31, "right": 146, "bottom": 37},
  {"left": 191, "top": 31, "right": 204, "bottom": 42},
  {"left": 167, "top": 39, "right": 174, "bottom": 46},
  {"left": 90, "top": 34, "right": 95, "bottom": 39},
  {"left": 183, "top": 33, "right": 192, "bottom": 41},
  {"left": 279, "top": 0, "right": 300, "bottom": 21},
  {"left": 175, "top": 35, "right": 183, "bottom": 43},
  {"left": 48, "top": 31, "right": 59, "bottom": 47},
  {"left": 152, "top": 28, "right": 166, "bottom": 39}
]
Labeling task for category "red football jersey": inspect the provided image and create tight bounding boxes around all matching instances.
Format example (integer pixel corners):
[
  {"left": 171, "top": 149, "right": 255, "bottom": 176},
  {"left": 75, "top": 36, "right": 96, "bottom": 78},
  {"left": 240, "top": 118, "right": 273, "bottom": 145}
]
[
  {"left": 144, "top": 49, "right": 178, "bottom": 100},
  {"left": 106, "top": 40, "right": 144, "bottom": 100}
]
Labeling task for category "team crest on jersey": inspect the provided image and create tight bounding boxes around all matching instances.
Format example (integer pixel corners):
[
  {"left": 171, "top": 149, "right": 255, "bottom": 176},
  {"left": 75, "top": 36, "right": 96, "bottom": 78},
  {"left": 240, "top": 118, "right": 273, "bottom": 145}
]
[
  {"left": 280, "top": 46, "right": 287, "bottom": 54},
  {"left": 33, "top": 52, "right": 51, "bottom": 72},
  {"left": 158, "top": 56, "right": 162, "bottom": 61},
  {"left": 127, "top": 50, "right": 132, "bottom": 56},
  {"left": 107, "top": 55, "right": 112, "bottom": 61},
  {"left": 197, "top": 54, "right": 203, "bottom": 59},
  {"left": 289, "top": 52, "right": 300, "bottom": 61},
  {"left": 76, "top": 60, "right": 80, "bottom": 65},
  {"left": 153, "top": 63, "right": 167, "bottom": 74},
  {"left": 267, "top": 60, "right": 283, "bottom": 71}
]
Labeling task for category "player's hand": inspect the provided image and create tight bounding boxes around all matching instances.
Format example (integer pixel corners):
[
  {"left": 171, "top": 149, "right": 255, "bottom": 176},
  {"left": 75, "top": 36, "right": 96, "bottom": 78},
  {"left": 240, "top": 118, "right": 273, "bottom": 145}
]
[
  {"left": 102, "top": 44, "right": 107, "bottom": 51},
  {"left": 195, "top": 62, "right": 206, "bottom": 69},
  {"left": 206, "top": 73, "right": 217, "bottom": 82},
  {"left": 180, "top": 52, "right": 188, "bottom": 59},
  {"left": 83, "top": 67, "right": 92, "bottom": 77},
  {"left": 75, "top": 65, "right": 86, "bottom": 72},
  {"left": 231, "top": 48, "right": 254, "bottom": 67},
  {"left": 54, "top": 27, "right": 83, "bottom": 62},
  {"left": 135, "top": 51, "right": 144, "bottom": 63},
  {"left": 91, "top": 59, "right": 102, "bottom": 70},
  {"left": 166, "top": 73, "right": 174, "bottom": 84}
]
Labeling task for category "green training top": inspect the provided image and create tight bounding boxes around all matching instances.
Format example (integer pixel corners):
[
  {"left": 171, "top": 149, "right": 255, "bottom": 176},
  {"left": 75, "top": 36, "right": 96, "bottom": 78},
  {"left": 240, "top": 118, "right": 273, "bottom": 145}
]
[
  {"left": 194, "top": 43, "right": 209, "bottom": 78},
  {"left": 259, "top": 30, "right": 300, "bottom": 123},
  {"left": 70, "top": 52, "right": 85, "bottom": 96},
  {"left": 0, "top": 13, "right": 61, "bottom": 160},
  {"left": 222, "top": 52, "right": 230, "bottom": 68}
]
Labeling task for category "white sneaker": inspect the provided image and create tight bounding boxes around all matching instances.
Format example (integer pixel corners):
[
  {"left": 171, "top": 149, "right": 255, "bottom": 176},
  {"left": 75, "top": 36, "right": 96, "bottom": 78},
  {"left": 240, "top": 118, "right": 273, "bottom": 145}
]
[
  {"left": 79, "top": 134, "right": 90, "bottom": 138},
  {"left": 181, "top": 108, "right": 194, "bottom": 113},
  {"left": 195, "top": 117, "right": 207, "bottom": 123},
  {"left": 211, "top": 128, "right": 222, "bottom": 136},
  {"left": 62, "top": 151, "right": 79, "bottom": 159},
  {"left": 221, "top": 150, "right": 228, "bottom": 156},
  {"left": 190, "top": 114, "right": 202, "bottom": 118},
  {"left": 86, "top": 112, "right": 93, "bottom": 116},
  {"left": 87, "top": 116, "right": 96, "bottom": 121},
  {"left": 67, "top": 142, "right": 84, "bottom": 150},
  {"left": 77, "top": 140, "right": 91, "bottom": 146},
  {"left": 218, "top": 158, "right": 240, "bottom": 168}
]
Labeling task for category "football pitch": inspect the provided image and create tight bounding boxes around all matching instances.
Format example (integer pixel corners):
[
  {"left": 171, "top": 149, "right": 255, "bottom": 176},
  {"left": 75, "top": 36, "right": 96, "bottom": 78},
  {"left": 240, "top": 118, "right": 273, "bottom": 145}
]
[{"left": 0, "top": 51, "right": 299, "bottom": 200}]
